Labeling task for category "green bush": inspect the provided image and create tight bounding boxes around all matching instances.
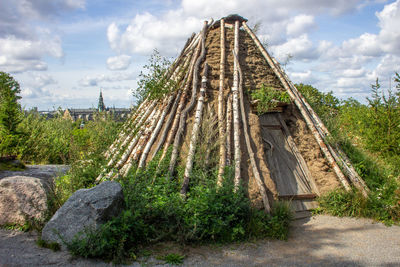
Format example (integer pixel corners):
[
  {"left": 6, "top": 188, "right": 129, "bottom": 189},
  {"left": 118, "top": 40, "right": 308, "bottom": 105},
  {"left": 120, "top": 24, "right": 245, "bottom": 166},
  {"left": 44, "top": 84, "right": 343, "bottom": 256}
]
[
  {"left": 297, "top": 78, "right": 400, "bottom": 224},
  {"left": 250, "top": 85, "right": 290, "bottom": 114},
  {"left": 66, "top": 153, "right": 293, "bottom": 263}
]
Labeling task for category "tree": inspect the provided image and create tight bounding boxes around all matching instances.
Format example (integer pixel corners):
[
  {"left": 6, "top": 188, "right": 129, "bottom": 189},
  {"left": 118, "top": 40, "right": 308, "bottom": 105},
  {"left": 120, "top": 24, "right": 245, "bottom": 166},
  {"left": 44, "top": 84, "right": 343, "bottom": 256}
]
[{"left": 0, "top": 72, "right": 22, "bottom": 156}]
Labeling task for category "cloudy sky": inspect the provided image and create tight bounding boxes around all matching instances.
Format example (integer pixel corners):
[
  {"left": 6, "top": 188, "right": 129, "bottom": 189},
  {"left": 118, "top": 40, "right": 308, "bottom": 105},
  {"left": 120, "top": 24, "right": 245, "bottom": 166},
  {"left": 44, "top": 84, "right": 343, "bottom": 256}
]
[{"left": 1, "top": 0, "right": 399, "bottom": 110}]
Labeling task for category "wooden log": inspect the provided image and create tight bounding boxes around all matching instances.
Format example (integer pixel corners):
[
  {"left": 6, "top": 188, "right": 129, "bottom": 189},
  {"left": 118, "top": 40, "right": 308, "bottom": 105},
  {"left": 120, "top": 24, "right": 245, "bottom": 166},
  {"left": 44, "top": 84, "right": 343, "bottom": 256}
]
[
  {"left": 105, "top": 98, "right": 149, "bottom": 158},
  {"left": 151, "top": 90, "right": 182, "bottom": 161},
  {"left": 181, "top": 63, "right": 209, "bottom": 195},
  {"left": 159, "top": 40, "right": 201, "bottom": 163},
  {"left": 120, "top": 105, "right": 164, "bottom": 176},
  {"left": 233, "top": 50, "right": 271, "bottom": 212},
  {"left": 106, "top": 101, "right": 150, "bottom": 166},
  {"left": 169, "top": 21, "right": 208, "bottom": 176},
  {"left": 96, "top": 100, "right": 156, "bottom": 182},
  {"left": 275, "top": 63, "right": 369, "bottom": 196},
  {"left": 217, "top": 18, "right": 226, "bottom": 186},
  {"left": 151, "top": 51, "right": 194, "bottom": 162},
  {"left": 242, "top": 21, "right": 351, "bottom": 192},
  {"left": 226, "top": 94, "right": 233, "bottom": 165},
  {"left": 278, "top": 194, "right": 317, "bottom": 200},
  {"left": 114, "top": 106, "right": 158, "bottom": 169},
  {"left": 138, "top": 93, "right": 176, "bottom": 168},
  {"left": 232, "top": 20, "right": 241, "bottom": 189}
]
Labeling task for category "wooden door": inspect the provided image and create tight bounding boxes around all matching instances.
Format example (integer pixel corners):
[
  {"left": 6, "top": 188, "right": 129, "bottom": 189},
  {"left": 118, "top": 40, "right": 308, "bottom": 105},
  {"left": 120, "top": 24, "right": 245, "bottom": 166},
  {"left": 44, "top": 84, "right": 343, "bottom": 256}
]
[{"left": 260, "top": 113, "right": 319, "bottom": 215}]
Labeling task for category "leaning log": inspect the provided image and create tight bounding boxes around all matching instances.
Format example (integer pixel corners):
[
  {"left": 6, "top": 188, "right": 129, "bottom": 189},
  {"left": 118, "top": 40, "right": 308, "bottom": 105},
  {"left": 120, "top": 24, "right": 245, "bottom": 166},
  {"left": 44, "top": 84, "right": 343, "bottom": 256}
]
[
  {"left": 233, "top": 50, "right": 271, "bottom": 212},
  {"left": 242, "top": 21, "right": 351, "bottom": 191},
  {"left": 181, "top": 63, "right": 209, "bottom": 195},
  {"left": 232, "top": 20, "right": 241, "bottom": 189},
  {"left": 217, "top": 18, "right": 226, "bottom": 186}
]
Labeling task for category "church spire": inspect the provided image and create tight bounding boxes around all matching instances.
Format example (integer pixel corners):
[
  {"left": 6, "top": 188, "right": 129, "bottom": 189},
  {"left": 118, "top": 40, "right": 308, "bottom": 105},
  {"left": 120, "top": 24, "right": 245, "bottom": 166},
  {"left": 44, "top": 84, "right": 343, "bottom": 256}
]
[{"left": 98, "top": 89, "right": 105, "bottom": 112}]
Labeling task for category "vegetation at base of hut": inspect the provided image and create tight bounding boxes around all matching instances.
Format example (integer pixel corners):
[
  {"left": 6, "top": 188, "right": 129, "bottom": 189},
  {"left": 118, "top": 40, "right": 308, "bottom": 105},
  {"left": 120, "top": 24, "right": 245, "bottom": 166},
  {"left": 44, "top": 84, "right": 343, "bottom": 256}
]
[
  {"left": 66, "top": 152, "right": 293, "bottom": 264},
  {"left": 296, "top": 75, "right": 400, "bottom": 224},
  {"left": 250, "top": 84, "right": 291, "bottom": 115},
  {"left": 134, "top": 49, "right": 175, "bottom": 103}
]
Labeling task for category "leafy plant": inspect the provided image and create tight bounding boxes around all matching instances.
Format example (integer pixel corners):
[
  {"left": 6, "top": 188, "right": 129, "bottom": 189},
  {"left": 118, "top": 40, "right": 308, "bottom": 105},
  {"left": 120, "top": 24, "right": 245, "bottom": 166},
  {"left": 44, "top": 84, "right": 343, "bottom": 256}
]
[
  {"left": 36, "top": 238, "right": 61, "bottom": 251},
  {"left": 159, "top": 253, "right": 185, "bottom": 265},
  {"left": 135, "top": 49, "right": 175, "bottom": 103},
  {"left": 250, "top": 85, "right": 290, "bottom": 114},
  {"left": 0, "top": 72, "right": 23, "bottom": 157},
  {"left": 297, "top": 77, "right": 400, "bottom": 224},
  {"left": 66, "top": 152, "right": 293, "bottom": 263}
]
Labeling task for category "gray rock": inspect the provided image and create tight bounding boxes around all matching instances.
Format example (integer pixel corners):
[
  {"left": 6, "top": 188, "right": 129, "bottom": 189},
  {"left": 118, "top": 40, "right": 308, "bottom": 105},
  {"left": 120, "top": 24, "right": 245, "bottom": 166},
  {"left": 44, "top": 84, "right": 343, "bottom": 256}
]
[
  {"left": 0, "top": 176, "right": 49, "bottom": 225},
  {"left": 41, "top": 181, "right": 123, "bottom": 247}
]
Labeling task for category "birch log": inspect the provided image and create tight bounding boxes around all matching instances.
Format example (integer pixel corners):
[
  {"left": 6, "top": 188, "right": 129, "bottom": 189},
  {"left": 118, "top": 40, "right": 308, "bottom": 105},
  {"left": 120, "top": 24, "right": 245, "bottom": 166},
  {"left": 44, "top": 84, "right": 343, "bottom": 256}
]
[
  {"left": 120, "top": 106, "right": 163, "bottom": 176},
  {"left": 159, "top": 40, "right": 202, "bottom": 163},
  {"left": 226, "top": 95, "right": 233, "bottom": 166},
  {"left": 138, "top": 93, "right": 176, "bottom": 168},
  {"left": 181, "top": 63, "right": 209, "bottom": 195},
  {"left": 169, "top": 21, "right": 208, "bottom": 176},
  {"left": 275, "top": 61, "right": 369, "bottom": 196},
  {"left": 107, "top": 101, "right": 156, "bottom": 168},
  {"left": 233, "top": 51, "right": 271, "bottom": 213},
  {"left": 242, "top": 21, "right": 351, "bottom": 191},
  {"left": 217, "top": 18, "right": 226, "bottom": 186},
  {"left": 105, "top": 98, "right": 149, "bottom": 158},
  {"left": 232, "top": 20, "right": 241, "bottom": 189}
]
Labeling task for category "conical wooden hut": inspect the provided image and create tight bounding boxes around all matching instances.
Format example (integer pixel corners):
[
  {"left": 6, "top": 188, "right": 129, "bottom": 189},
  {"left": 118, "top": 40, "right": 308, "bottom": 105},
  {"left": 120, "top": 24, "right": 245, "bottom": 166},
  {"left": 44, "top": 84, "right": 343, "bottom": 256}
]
[{"left": 97, "top": 15, "right": 368, "bottom": 217}]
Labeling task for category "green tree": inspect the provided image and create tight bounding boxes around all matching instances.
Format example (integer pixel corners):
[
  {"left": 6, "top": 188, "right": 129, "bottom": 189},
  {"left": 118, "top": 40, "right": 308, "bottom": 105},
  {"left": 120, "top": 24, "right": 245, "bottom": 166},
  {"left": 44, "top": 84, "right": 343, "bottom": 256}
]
[{"left": 0, "top": 72, "right": 23, "bottom": 156}]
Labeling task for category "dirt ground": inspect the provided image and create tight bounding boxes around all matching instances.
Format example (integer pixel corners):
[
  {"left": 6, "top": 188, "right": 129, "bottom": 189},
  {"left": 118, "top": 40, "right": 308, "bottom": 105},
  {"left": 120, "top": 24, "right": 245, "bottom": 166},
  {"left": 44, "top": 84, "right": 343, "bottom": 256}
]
[{"left": 1, "top": 215, "right": 399, "bottom": 267}]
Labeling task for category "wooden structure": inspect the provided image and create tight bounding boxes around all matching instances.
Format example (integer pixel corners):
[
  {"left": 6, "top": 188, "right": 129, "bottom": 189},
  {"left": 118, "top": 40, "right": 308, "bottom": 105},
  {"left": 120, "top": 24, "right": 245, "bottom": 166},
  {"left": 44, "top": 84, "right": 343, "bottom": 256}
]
[{"left": 97, "top": 15, "right": 369, "bottom": 216}]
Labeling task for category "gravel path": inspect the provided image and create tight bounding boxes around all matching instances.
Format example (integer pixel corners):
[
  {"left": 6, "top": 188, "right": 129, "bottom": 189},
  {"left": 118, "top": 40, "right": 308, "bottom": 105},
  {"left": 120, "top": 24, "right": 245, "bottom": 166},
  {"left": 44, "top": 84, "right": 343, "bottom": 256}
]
[
  {"left": 1, "top": 215, "right": 399, "bottom": 266},
  {"left": 0, "top": 165, "right": 69, "bottom": 182}
]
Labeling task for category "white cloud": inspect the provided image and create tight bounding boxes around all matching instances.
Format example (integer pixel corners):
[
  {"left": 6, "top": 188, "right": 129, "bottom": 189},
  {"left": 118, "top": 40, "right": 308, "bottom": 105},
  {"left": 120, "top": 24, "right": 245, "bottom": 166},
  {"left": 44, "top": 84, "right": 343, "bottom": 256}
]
[
  {"left": 107, "top": 55, "right": 132, "bottom": 70},
  {"left": 107, "top": 11, "right": 202, "bottom": 56},
  {"left": 286, "top": 15, "right": 315, "bottom": 37},
  {"left": 0, "top": 36, "right": 63, "bottom": 73},
  {"left": 271, "top": 34, "right": 316, "bottom": 61},
  {"left": 0, "top": 0, "right": 83, "bottom": 73},
  {"left": 79, "top": 72, "right": 137, "bottom": 87}
]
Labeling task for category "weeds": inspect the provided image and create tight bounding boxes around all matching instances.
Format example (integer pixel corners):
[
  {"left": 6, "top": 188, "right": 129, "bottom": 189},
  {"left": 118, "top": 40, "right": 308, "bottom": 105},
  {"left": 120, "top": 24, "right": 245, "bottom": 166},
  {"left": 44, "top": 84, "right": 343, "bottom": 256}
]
[
  {"left": 159, "top": 253, "right": 185, "bottom": 265},
  {"left": 297, "top": 82, "right": 400, "bottom": 224},
  {"left": 36, "top": 238, "right": 61, "bottom": 251},
  {"left": 66, "top": 152, "right": 293, "bottom": 263}
]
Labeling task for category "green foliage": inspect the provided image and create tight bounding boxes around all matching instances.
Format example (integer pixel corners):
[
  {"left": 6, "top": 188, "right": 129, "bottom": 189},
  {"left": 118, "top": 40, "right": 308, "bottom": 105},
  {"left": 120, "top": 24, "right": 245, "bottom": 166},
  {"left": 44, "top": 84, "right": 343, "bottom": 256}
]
[
  {"left": 159, "top": 253, "right": 185, "bottom": 265},
  {"left": 250, "top": 85, "right": 290, "bottom": 115},
  {"left": 135, "top": 49, "right": 174, "bottom": 103},
  {"left": 0, "top": 72, "right": 23, "bottom": 156},
  {"left": 17, "top": 110, "right": 121, "bottom": 164},
  {"left": 364, "top": 78, "right": 400, "bottom": 155},
  {"left": 66, "top": 153, "right": 293, "bottom": 263},
  {"left": 36, "top": 238, "right": 61, "bottom": 251},
  {"left": 296, "top": 83, "right": 340, "bottom": 124},
  {"left": 297, "top": 77, "right": 400, "bottom": 224},
  {"left": 0, "top": 158, "right": 25, "bottom": 171}
]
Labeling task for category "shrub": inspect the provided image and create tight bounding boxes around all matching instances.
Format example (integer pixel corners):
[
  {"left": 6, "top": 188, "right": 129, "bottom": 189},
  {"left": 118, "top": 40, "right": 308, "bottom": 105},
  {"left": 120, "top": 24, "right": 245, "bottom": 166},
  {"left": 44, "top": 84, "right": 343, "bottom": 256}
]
[
  {"left": 66, "top": 153, "right": 293, "bottom": 263},
  {"left": 251, "top": 85, "right": 290, "bottom": 114}
]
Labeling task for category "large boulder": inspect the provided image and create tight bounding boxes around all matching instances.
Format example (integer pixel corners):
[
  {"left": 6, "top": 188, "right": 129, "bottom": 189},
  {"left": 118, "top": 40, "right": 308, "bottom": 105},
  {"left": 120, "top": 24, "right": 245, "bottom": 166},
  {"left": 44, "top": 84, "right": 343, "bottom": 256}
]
[
  {"left": 0, "top": 176, "right": 49, "bottom": 225},
  {"left": 41, "top": 181, "right": 124, "bottom": 247}
]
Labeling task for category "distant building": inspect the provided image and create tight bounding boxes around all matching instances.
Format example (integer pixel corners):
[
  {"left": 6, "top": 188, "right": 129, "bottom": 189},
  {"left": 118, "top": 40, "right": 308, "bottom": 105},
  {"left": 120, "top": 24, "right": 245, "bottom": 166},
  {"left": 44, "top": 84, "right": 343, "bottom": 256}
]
[{"left": 62, "top": 90, "right": 131, "bottom": 121}]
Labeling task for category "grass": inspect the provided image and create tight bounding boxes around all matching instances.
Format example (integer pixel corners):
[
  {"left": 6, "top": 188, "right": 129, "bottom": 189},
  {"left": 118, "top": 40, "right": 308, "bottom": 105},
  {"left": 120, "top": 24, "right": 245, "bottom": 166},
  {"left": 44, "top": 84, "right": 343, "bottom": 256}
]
[
  {"left": 36, "top": 238, "right": 61, "bottom": 251},
  {"left": 158, "top": 253, "right": 185, "bottom": 265},
  {"left": 0, "top": 157, "right": 25, "bottom": 171}
]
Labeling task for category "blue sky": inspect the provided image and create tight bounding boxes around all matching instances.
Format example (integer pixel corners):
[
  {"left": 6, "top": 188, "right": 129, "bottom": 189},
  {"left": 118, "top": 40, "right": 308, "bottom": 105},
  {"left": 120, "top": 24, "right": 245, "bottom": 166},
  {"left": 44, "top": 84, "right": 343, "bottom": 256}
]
[{"left": 1, "top": 0, "right": 399, "bottom": 110}]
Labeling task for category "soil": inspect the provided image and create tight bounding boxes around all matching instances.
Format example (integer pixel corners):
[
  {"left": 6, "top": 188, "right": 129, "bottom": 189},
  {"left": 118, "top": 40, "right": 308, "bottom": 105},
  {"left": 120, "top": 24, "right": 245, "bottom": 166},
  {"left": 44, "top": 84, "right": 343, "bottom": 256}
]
[{"left": 1, "top": 215, "right": 399, "bottom": 266}]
